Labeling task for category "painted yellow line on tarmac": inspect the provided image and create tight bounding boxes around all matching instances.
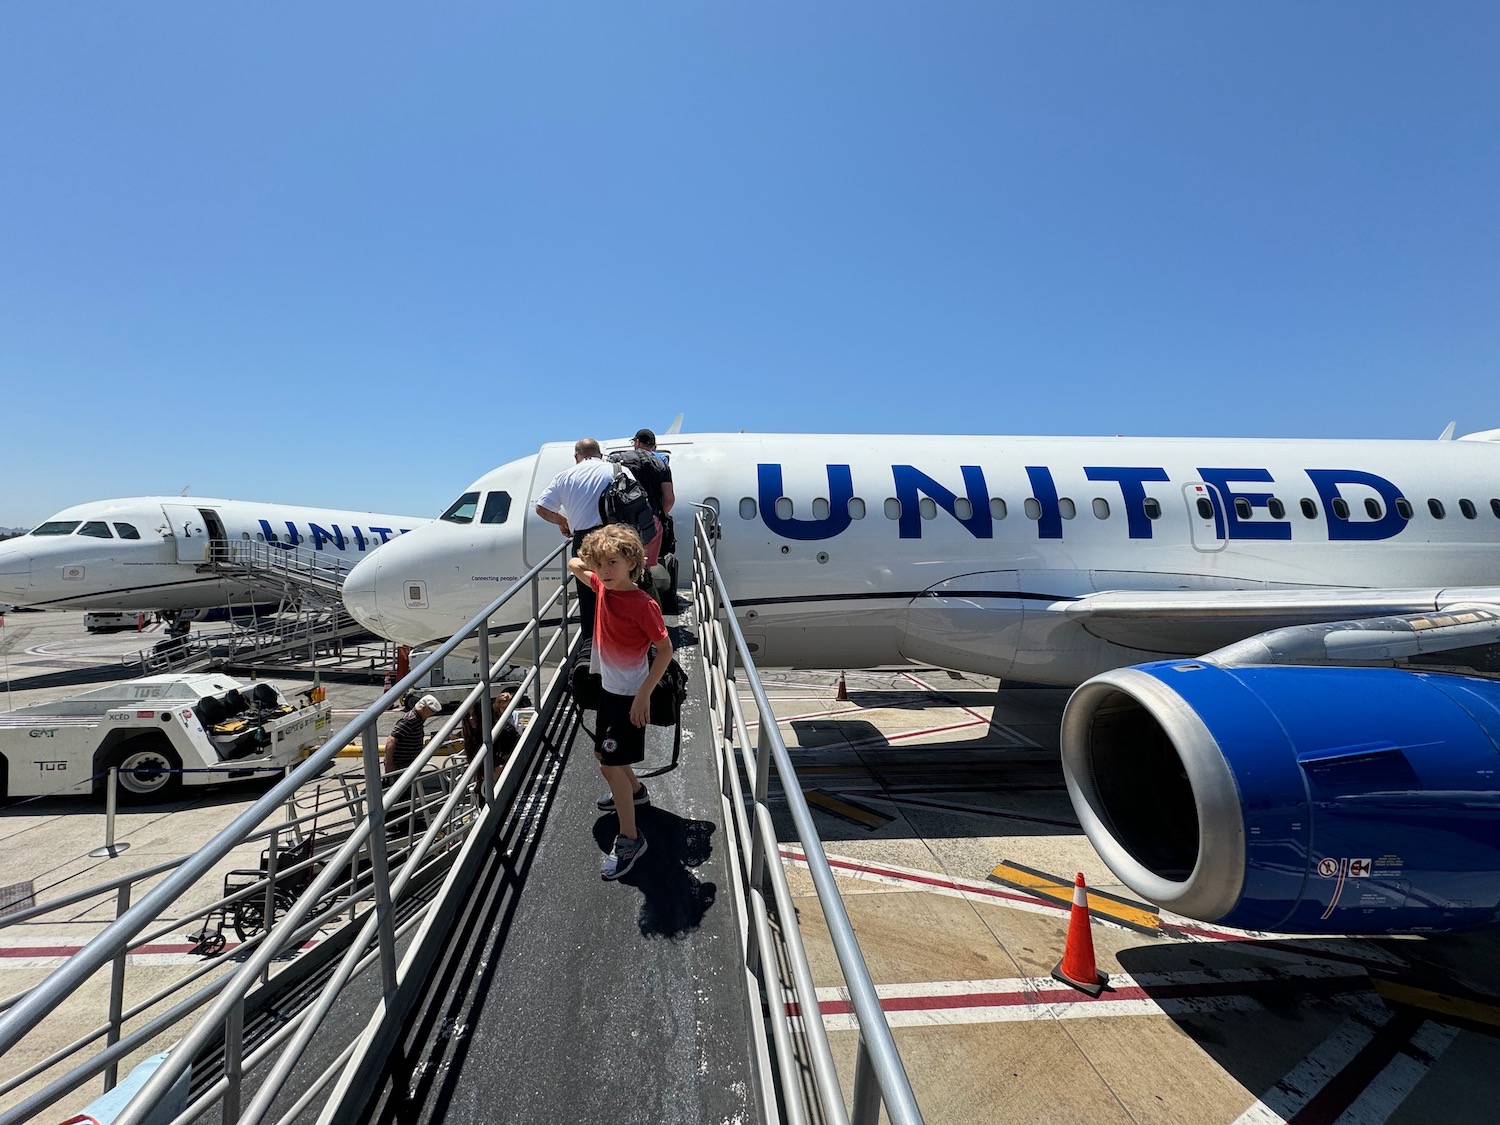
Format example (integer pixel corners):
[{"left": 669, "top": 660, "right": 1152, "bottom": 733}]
[
  {"left": 988, "top": 860, "right": 1161, "bottom": 935},
  {"left": 1373, "top": 978, "right": 1500, "bottom": 1030},
  {"left": 803, "top": 789, "right": 892, "bottom": 829}
]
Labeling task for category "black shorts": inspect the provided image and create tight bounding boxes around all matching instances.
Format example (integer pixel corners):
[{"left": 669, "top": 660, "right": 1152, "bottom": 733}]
[{"left": 595, "top": 690, "right": 646, "bottom": 766}]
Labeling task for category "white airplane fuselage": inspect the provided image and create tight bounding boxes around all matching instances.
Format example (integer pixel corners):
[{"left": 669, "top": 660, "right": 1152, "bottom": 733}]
[
  {"left": 341, "top": 432, "right": 1500, "bottom": 686},
  {"left": 0, "top": 497, "right": 427, "bottom": 614}
]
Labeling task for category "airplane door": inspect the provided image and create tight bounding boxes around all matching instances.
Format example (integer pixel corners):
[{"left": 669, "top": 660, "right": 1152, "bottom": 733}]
[
  {"left": 161, "top": 504, "right": 211, "bottom": 564},
  {"left": 523, "top": 447, "right": 577, "bottom": 568},
  {"left": 1182, "top": 483, "right": 1226, "bottom": 552}
]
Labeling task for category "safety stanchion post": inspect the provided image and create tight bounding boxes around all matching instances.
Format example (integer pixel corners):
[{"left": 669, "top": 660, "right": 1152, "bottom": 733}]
[{"left": 89, "top": 767, "right": 131, "bottom": 858}]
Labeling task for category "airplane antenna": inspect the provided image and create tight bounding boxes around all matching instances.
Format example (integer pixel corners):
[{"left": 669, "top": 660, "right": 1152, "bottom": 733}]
[
  {"left": 1437, "top": 422, "right": 1456, "bottom": 441},
  {"left": 664, "top": 413, "right": 684, "bottom": 436}
]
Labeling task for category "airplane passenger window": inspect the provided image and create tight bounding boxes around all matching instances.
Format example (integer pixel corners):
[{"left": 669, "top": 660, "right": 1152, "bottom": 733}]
[
  {"left": 884, "top": 498, "right": 901, "bottom": 519},
  {"left": 1299, "top": 499, "right": 1318, "bottom": 519},
  {"left": 113, "top": 523, "right": 141, "bottom": 540},
  {"left": 703, "top": 497, "right": 720, "bottom": 516},
  {"left": 32, "top": 521, "right": 81, "bottom": 536},
  {"left": 775, "top": 497, "right": 794, "bottom": 520},
  {"left": 1396, "top": 498, "right": 1414, "bottom": 519},
  {"left": 1460, "top": 498, "right": 1478, "bottom": 519},
  {"left": 440, "top": 491, "right": 480, "bottom": 524},
  {"left": 739, "top": 498, "right": 757, "bottom": 520},
  {"left": 1364, "top": 499, "right": 1382, "bottom": 519},
  {"left": 990, "top": 498, "right": 1007, "bottom": 520},
  {"left": 1491, "top": 499, "right": 1500, "bottom": 519},
  {"left": 919, "top": 498, "right": 938, "bottom": 520},
  {"left": 811, "top": 498, "right": 830, "bottom": 520},
  {"left": 1024, "top": 498, "right": 1042, "bottom": 520},
  {"left": 1331, "top": 498, "right": 1350, "bottom": 520},
  {"left": 481, "top": 491, "right": 512, "bottom": 524},
  {"left": 953, "top": 498, "right": 973, "bottom": 520},
  {"left": 241, "top": 532, "right": 251, "bottom": 540},
  {"left": 1234, "top": 498, "right": 1252, "bottom": 520},
  {"left": 847, "top": 498, "right": 866, "bottom": 519},
  {"left": 1058, "top": 498, "right": 1076, "bottom": 519},
  {"left": 1267, "top": 498, "right": 1285, "bottom": 520},
  {"left": 1092, "top": 498, "right": 1110, "bottom": 519},
  {"left": 1143, "top": 498, "right": 1161, "bottom": 520},
  {"left": 79, "top": 521, "right": 113, "bottom": 538},
  {"left": 1429, "top": 499, "right": 1446, "bottom": 519},
  {"left": 256, "top": 533, "right": 266, "bottom": 542},
  {"left": 1195, "top": 498, "right": 1213, "bottom": 520}
]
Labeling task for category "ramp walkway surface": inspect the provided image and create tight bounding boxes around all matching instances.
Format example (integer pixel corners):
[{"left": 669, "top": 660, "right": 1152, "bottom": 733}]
[{"left": 360, "top": 614, "right": 762, "bottom": 1124}]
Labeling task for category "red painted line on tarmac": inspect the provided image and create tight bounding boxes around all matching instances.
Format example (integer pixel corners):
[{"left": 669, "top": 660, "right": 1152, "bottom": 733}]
[
  {"left": 791, "top": 975, "right": 1370, "bottom": 1018},
  {"left": 901, "top": 671, "right": 993, "bottom": 725},
  {"left": 1286, "top": 1011, "right": 1425, "bottom": 1125},
  {"left": 0, "top": 942, "right": 226, "bottom": 957}
]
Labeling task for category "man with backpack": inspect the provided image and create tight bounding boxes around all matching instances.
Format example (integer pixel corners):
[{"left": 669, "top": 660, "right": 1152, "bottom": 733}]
[
  {"left": 608, "top": 428, "right": 675, "bottom": 567},
  {"left": 535, "top": 437, "right": 616, "bottom": 638}
]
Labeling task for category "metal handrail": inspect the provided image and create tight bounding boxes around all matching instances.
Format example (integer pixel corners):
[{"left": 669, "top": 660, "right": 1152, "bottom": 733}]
[
  {"left": 691, "top": 512, "right": 923, "bottom": 1125},
  {"left": 0, "top": 540, "right": 572, "bottom": 1125}
]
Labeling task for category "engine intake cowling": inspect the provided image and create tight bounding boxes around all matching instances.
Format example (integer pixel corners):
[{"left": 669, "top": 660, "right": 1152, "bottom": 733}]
[{"left": 1061, "top": 661, "right": 1500, "bottom": 934}]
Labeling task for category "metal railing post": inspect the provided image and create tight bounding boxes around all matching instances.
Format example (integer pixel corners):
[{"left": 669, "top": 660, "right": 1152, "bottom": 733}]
[
  {"left": 478, "top": 622, "right": 495, "bottom": 803},
  {"left": 102, "top": 883, "right": 131, "bottom": 1090},
  {"left": 360, "top": 727, "right": 400, "bottom": 995},
  {"left": 223, "top": 997, "right": 245, "bottom": 1123},
  {"left": 851, "top": 1038, "right": 880, "bottom": 1124}
]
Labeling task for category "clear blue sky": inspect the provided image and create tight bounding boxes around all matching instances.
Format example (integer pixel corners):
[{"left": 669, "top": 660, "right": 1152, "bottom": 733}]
[{"left": 3, "top": 4, "right": 1497, "bottom": 526}]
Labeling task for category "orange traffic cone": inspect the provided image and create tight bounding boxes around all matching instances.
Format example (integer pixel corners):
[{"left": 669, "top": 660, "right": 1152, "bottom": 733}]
[
  {"left": 1051, "top": 872, "right": 1109, "bottom": 997},
  {"left": 836, "top": 673, "right": 848, "bottom": 701}
]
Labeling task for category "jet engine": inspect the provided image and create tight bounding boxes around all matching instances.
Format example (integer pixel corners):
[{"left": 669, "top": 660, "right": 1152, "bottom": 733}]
[{"left": 1060, "top": 660, "right": 1500, "bottom": 934}]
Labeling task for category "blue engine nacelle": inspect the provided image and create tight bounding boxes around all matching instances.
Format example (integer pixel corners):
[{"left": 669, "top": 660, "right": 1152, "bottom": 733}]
[{"left": 1060, "top": 661, "right": 1500, "bottom": 934}]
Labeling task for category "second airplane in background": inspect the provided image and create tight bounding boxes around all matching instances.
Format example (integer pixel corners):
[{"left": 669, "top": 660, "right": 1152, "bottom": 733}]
[{"left": 0, "top": 496, "right": 429, "bottom": 619}]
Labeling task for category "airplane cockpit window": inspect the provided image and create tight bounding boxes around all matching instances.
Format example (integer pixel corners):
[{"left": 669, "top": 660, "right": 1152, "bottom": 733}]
[
  {"left": 78, "top": 521, "right": 113, "bottom": 538},
  {"left": 113, "top": 523, "right": 141, "bottom": 539},
  {"left": 32, "top": 521, "right": 80, "bottom": 536},
  {"left": 481, "top": 491, "right": 512, "bottom": 524},
  {"left": 440, "top": 492, "right": 481, "bottom": 524}
]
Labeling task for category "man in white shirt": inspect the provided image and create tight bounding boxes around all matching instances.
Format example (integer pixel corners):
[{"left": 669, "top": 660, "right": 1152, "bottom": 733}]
[{"left": 535, "top": 437, "right": 617, "bottom": 637}]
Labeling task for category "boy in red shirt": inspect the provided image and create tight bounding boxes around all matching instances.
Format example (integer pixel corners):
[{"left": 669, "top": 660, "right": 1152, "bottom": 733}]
[{"left": 569, "top": 524, "right": 673, "bottom": 879}]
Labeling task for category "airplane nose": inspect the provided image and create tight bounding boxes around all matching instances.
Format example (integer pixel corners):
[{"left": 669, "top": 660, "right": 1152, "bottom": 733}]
[
  {"left": 0, "top": 548, "right": 31, "bottom": 601},
  {"left": 341, "top": 555, "right": 385, "bottom": 634}
]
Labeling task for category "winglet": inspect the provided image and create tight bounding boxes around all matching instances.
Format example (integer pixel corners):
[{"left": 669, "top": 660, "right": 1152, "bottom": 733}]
[
  {"left": 664, "top": 413, "right": 684, "bottom": 435},
  {"left": 1439, "top": 422, "right": 1456, "bottom": 440}
]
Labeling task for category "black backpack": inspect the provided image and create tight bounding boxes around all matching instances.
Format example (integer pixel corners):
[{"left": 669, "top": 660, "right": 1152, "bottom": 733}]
[{"left": 598, "top": 463, "right": 658, "bottom": 545}]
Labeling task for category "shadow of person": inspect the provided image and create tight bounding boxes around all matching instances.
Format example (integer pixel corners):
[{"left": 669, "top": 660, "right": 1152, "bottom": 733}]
[{"left": 593, "top": 805, "right": 717, "bottom": 939}]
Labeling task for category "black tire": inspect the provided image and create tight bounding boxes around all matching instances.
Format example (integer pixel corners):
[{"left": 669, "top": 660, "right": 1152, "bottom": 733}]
[
  {"left": 233, "top": 890, "right": 294, "bottom": 942},
  {"left": 104, "top": 738, "right": 182, "bottom": 804}
]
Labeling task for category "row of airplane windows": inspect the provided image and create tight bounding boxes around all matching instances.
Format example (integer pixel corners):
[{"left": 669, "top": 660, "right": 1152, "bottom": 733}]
[
  {"left": 32, "top": 521, "right": 143, "bottom": 539},
  {"left": 439, "top": 487, "right": 1500, "bottom": 529},
  {"left": 715, "top": 494, "right": 1500, "bottom": 524}
]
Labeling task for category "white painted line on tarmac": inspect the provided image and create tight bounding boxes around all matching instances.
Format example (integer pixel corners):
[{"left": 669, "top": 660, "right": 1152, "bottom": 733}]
[{"left": 797, "top": 964, "right": 1374, "bottom": 1031}]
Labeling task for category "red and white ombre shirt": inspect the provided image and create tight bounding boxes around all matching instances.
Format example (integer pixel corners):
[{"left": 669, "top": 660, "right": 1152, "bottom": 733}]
[{"left": 587, "top": 573, "right": 668, "bottom": 696}]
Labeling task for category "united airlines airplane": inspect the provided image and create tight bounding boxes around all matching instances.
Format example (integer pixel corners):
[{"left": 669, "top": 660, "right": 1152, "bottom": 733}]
[
  {"left": 342, "top": 429, "right": 1500, "bottom": 938},
  {"left": 0, "top": 496, "right": 428, "bottom": 619}
]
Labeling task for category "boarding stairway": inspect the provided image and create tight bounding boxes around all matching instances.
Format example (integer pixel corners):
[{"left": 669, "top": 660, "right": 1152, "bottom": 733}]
[
  {"left": 0, "top": 516, "right": 922, "bottom": 1125},
  {"left": 133, "top": 542, "right": 371, "bottom": 673}
]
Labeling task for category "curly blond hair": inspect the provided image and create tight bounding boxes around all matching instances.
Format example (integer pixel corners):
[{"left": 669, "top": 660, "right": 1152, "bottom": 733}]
[{"left": 579, "top": 523, "right": 645, "bottom": 580}]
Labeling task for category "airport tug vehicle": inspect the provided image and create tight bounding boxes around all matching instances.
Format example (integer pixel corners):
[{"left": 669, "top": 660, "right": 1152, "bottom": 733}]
[{"left": 0, "top": 674, "right": 332, "bottom": 802}]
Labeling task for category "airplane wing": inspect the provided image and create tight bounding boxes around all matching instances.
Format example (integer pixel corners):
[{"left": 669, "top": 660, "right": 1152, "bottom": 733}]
[{"left": 1054, "top": 585, "right": 1500, "bottom": 655}]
